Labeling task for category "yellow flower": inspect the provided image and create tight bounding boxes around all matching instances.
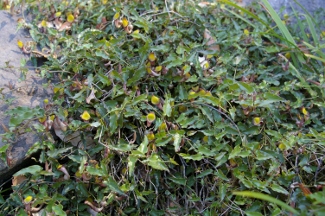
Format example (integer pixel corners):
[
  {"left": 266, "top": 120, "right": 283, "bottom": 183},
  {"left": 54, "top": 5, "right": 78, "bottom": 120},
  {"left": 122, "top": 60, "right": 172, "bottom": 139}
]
[
  {"left": 102, "top": 0, "right": 108, "bottom": 4},
  {"left": 41, "top": 20, "right": 47, "bottom": 27},
  {"left": 122, "top": 17, "right": 128, "bottom": 28},
  {"left": 253, "top": 117, "right": 262, "bottom": 126},
  {"left": 278, "top": 143, "right": 286, "bottom": 150},
  {"left": 43, "top": 98, "right": 49, "bottom": 104},
  {"left": 39, "top": 116, "right": 47, "bottom": 123},
  {"left": 244, "top": 29, "right": 249, "bottom": 36},
  {"left": 146, "top": 112, "right": 156, "bottom": 123},
  {"left": 285, "top": 52, "right": 291, "bottom": 59},
  {"left": 203, "top": 136, "right": 208, "bottom": 143},
  {"left": 50, "top": 115, "right": 55, "bottom": 121},
  {"left": 159, "top": 122, "right": 167, "bottom": 131},
  {"left": 67, "top": 14, "right": 74, "bottom": 23},
  {"left": 155, "top": 66, "right": 162, "bottom": 72},
  {"left": 148, "top": 52, "right": 156, "bottom": 62},
  {"left": 17, "top": 40, "right": 24, "bottom": 49},
  {"left": 81, "top": 111, "right": 91, "bottom": 121},
  {"left": 55, "top": 12, "right": 61, "bottom": 17},
  {"left": 113, "top": 12, "right": 120, "bottom": 20},
  {"left": 24, "top": 196, "right": 33, "bottom": 204},
  {"left": 151, "top": 95, "right": 160, "bottom": 105},
  {"left": 302, "top": 107, "right": 308, "bottom": 116},
  {"left": 147, "top": 132, "right": 155, "bottom": 141}
]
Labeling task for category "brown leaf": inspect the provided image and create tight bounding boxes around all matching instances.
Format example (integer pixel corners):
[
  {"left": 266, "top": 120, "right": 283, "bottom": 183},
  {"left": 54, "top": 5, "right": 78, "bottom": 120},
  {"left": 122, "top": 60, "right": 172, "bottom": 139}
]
[
  {"left": 86, "top": 88, "right": 97, "bottom": 104},
  {"left": 298, "top": 183, "right": 312, "bottom": 196},
  {"left": 58, "top": 21, "right": 72, "bottom": 32},
  {"left": 204, "top": 29, "right": 220, "bottom": 51},
  {"left": 12, "top": 175, "right": 27, "bottom": 186}
]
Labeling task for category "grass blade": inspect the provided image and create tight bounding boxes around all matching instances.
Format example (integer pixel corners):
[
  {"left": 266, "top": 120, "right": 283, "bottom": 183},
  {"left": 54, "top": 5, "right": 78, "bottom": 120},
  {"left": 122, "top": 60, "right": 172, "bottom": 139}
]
[{"left": 233, "top": 191, "right": 299, "bottom": 215}]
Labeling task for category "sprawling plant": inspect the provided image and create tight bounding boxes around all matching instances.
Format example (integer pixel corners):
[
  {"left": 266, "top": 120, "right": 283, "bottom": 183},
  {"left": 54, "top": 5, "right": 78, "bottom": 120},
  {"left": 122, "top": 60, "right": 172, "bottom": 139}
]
[{"left": 1, "top": 0, "right": 325, "bottom": 215}]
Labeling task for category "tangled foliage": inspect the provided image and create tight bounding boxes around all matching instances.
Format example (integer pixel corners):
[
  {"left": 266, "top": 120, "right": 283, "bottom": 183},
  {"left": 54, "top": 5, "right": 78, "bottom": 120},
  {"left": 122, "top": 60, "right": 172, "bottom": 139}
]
[{"left": 2, "top": 0, "right": 325, "bottom": 215}]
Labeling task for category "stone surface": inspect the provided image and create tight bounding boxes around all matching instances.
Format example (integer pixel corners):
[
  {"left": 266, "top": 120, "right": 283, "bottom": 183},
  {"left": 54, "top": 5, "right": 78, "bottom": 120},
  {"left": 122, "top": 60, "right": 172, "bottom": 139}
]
[{"left": 0, "top": 10, "right": 51, "bottom": 184}]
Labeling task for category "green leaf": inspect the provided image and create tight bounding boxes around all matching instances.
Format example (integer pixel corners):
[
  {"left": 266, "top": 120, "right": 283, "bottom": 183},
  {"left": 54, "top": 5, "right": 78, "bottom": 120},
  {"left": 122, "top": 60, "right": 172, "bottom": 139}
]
[
  {"left": 128, "top": 155, "right": 138, "bottom": 177},
  {"left": 173, "top": 133, "right": 182, "bottom": 152},
  {"left": 138, "top": 136, "right": 149, "bottom": 154},
  {"left": 87, "top": 166, "right": 106, "bottom": 177},
  {"left": 52, "top": 204, "right": 67, "bottom": 216},
  {"left": 238, "top": 81, "right": 254, "bottom": 94},
  {"left": 127, "top": 66, "right": 146, "bottom": 86},
  {"left": 271, "top": 183, "right": 289, "bottom": 195},
  {"left": 163, "top": 98, "right": 172, "bottom": 117},
  {"left": 179, "top": 153, "right": 204, "bottom": 161},
  {"left": 143, "top": 153, "right": 169, "bottom": 171},
  {"left": 229, "top": 145, "right": 242, "bottom": 159},
  {"left": 196, "top": 169, "right": 213, "bottom": 178},
  {"left": 257, "top": 92, "right": 284, "bottom": 107},
  {"left": 105, "top": 177, "right": 126, "bottom": 195},
  {"left": 169, "top": 175, "right": 187, "bottom": 186},
  {"left": 233, "top": 191, "right": 299, "bottom": 215},
  {"left": 14, "top": 165, "right": 43, "bottom": 177}
]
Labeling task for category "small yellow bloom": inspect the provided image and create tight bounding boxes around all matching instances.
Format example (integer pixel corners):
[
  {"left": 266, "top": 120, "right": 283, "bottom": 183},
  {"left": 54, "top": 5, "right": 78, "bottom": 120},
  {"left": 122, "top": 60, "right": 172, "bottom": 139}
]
[
  {"left": 244, "top": 29, "right": 249, "bottom": 36},
  {"left": 43, "top": 99, "right": 49, "bottom": 104},
  {"left": 155, "top": 66, "right": 162, "bottom": 72},
  {"left": 39, "top": 116, "right": 47, "bottom": 123},
  {"left": 278, "top": 143, "right": 286, "bottom": 150},
  {"left": 24, "top": 196, "right": 33, "bottom": 204},
  {"left": 283, "top": 14, "right": 289, "bottom": 20},
  {"left": 322, "top": 30, "right": 325, "bottom": 38},
  {"left": 285, "top": 52, "right": 291, "bottom": 59},
  {"left": 50, "top": 115, "right": 55, "bottom": 121},
  {"left": 67, "top": 14, "right": 74, "bottom": 23},
  {"left": 102, "top": 0, "right": 108, "bottom": 4},
  {"left": 151, "top": 95, "right": 160, "bottom": 105},
  {"left": 148, "top": 52, "right": 156, "bottom": 62},
  {"left": 253, "top": 117, "right": 262, "bottom": 126},
  {"left": 159, "top": 122, "right": 167, "bottom": 131},
  {"left": 122, "top": 17, "right": 128, "bottom": 28},
  {"left": 302, "top": 107, "right": 308, "bottom": 116},
  {"left": 202, "top": 136, "right": 208, "bottom": 143},
  {"left": 146, "top": 112, "right": 156, "bottom": 123},
  {"left": 55, "top": 12, "right": 61, "bottom": 17},
  {"left": 113, "top": 12, "right": 120, "bottom": 20},
  {"left": 81, "top": 111, "right": 91, "bottom": 121},
  {"left": 41, "top": 20, "right": 47, "bottom": 27},
  {"left": 17, "top": 40, "right": 24, "bottom": 49},
  {"left": 189, "top": 90, "right": 196, "bottom": 96},
  {"left": 63, "top": 109, "right": 68, "bottom": 118},
  {"left": 147, "top": 132, "right": 155, "bottom": 141}
]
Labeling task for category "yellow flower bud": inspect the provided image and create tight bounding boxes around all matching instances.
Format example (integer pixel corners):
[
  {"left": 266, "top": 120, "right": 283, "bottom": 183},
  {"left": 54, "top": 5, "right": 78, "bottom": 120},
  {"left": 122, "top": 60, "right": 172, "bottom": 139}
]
[
  {"left": 41, "top": 20, "right": 47, "bottom": 27},
  {"left": 278, "top": 143, "right": 286, "bottom": 150},
  {"left": 113, "top": 12, "right": 120, "bottom": 20},
  {"left": 155, "top": 66, "right": 162, "bottom": 72},
  {"left": 67, "top": 14, "right": 74, "bottom": 23},
  {"left": 253, "top": 117, "right": 262, "bottom": 126},
  {"left": 151, "top": 95, "right": 160, "bottom": 105},
  {"left": 147, "top": 132, "right": 155, "bottom": 141},
  {"left": 55, "top": 12, "right": 61, "bottom": 17},
  {"left": 81, "top": 111, "right": 91, "bottom": 121},
  {"left": 122, "top": 17, "right": 128, "bottom": 28},
  {"left": 146, "top": 112, "right": 156, "bottom": 123},
  {"left": 24, "top": 196, "right": 33, "bottom": 204},
  {"left": 148, "top": 52, "right": 156, "bottom": 62},
  {"left": 302, "top": 107, "right": 308, "bottom": 116},
  {"left": 17, "top": 40, "right": 24, "bottom": 49},
  {"left": 244, "top": 29, "right": 249, "bottom": 36},
  {"left": 159, "top": 122, "right": 167, "bottom": 131}
]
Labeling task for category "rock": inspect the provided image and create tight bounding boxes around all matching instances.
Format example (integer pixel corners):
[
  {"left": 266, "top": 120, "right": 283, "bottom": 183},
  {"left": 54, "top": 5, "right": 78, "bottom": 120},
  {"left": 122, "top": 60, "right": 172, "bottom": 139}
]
[{"left": 0, "top": 10, "right": 51, "bottom": 184}]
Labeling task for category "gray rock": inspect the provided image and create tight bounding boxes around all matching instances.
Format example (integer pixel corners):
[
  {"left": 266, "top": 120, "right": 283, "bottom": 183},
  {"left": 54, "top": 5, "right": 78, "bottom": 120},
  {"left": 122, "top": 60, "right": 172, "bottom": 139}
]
[{"left": 0, "top": 10, "right": 51, "bottom": 184}]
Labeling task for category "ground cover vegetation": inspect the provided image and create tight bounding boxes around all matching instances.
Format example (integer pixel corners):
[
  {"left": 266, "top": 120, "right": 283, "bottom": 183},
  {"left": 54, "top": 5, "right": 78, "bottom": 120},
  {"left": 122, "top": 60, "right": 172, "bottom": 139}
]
[{"left": 1, "top": 0, "right": 325, "bottom": 215}]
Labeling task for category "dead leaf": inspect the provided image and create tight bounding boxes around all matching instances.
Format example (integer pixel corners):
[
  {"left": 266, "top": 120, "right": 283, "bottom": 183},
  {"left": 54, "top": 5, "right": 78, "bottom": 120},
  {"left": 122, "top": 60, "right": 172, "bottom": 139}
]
[
  {"left": 58, "top": 21, "right": 72, "bottom": 32},
  {"left": 86, "top": 88, "right": 97, "bottom": 104},
  {"left": 12, "top": 175, "right": 27, "bottom": 186},
  {"left": 204, "top": 29, "right": 220, "bottom": 51}
]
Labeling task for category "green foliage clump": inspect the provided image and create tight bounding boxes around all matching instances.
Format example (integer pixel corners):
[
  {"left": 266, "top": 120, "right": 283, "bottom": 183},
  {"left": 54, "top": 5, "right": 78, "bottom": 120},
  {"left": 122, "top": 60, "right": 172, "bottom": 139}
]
[{"left": 1, "top": 0, "right": 325, "bottom": 215}]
